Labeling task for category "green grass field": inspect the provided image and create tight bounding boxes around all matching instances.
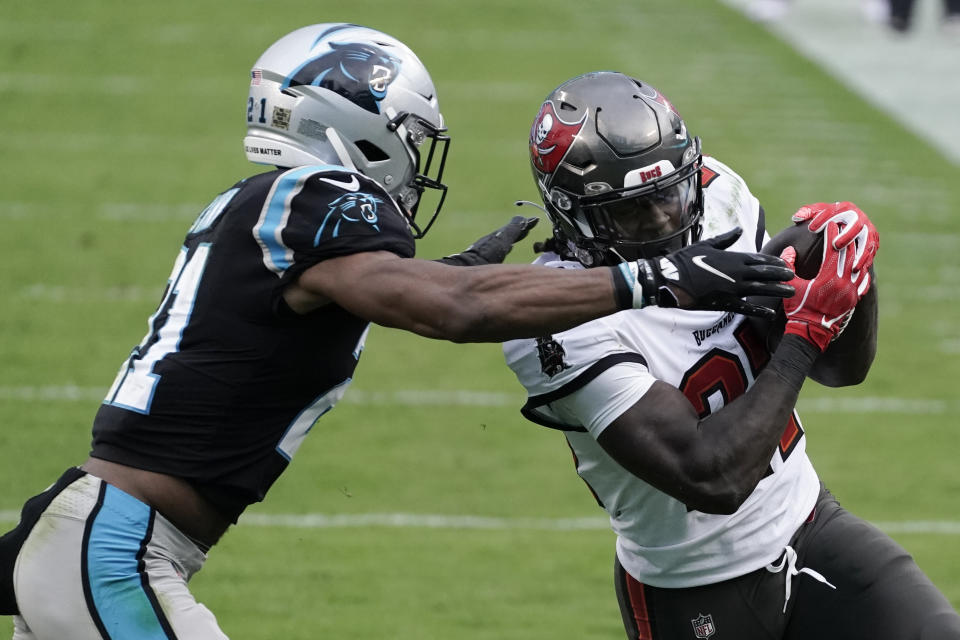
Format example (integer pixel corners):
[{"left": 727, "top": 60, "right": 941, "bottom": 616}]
[{"left": 2, "top": 0, "right": 958, "bottom": 637}]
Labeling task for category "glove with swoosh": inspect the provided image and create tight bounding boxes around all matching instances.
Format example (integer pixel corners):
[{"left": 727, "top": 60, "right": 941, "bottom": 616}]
[
  {"left": 437, "top": 216, "right": 540, "bottom": 266},
  {"left": 781, "top": 221, "right": 870, "bottom": 351},
  {"left": 792, "top": 201, "right": 878, "bottom": 273},
  {"left": 615, "top": 227, "right": 796, "bottom": 318}
]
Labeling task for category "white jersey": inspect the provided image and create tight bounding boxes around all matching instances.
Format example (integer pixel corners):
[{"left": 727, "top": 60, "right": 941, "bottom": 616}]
[{"left": 503, "top": 157, "right": 820, "bottom": 588}]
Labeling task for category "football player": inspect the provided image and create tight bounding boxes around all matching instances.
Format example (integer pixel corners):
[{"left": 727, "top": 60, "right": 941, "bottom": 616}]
[
  {"left": 0, "top": 26, "right": 797, "bottom": 640},
  {"left": 504, "top": 71, "right": 960, "bottom": 639}
]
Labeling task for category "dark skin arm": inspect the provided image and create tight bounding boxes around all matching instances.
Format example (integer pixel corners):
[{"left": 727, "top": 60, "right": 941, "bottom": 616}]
[
  {"left": 595, "top": 334, "right": 819, "bottom": 515},
  {"left": 746, "top": 267, "right": 878, "bottom": 387},
  {"left": 285, "top": 251, "right": 624, "bottom": 343},
  {"left": 285, "top": 227, "right": 795, "bottom": 340},
  {"left": 594, "top": 218, "right": 875, "bottom": 515}
]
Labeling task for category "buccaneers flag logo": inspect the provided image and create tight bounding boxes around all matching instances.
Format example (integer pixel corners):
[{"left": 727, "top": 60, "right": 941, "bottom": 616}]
[{"left": 530, "top": 101, "right": 587, "bottom": 174}]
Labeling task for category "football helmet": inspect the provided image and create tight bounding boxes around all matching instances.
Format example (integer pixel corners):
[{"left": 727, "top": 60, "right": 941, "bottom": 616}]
[
  {"left": 244, "top": 23, "right": 449, "bottom": 237},
  {"left": 528, "top": 71, "right": 703, "bottom": 265}
]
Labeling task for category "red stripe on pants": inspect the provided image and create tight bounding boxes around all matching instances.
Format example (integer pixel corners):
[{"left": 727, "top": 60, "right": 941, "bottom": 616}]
[{"left": 624, "top": 573, "right": 653, "bottom": 640}]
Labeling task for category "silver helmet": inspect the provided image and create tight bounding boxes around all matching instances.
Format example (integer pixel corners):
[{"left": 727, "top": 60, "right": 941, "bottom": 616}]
[
  {"left": 244, "top": 23, "right": 450, "bottom": 237},
  {"left": 529, "top": 71, "right": 703, "bottom": 265}
]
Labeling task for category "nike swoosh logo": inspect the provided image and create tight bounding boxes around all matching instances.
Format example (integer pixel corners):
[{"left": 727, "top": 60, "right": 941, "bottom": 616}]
[
  {"left": 319, "top": 175, "right": 360, "bottom": 192},
  {"left": 821, "top": 311, "right": 850, "bottom": 329},
  {"left": 692, "top": 255, "right": 735, "bottom": 283}
]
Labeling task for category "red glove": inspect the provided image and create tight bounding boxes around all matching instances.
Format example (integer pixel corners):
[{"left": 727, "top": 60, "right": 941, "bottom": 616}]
[
  {"left": 792, "top": 201, "right": 879, "bottom": 272},
  {"left": 781, "top": 221, "right": 869, "bottom": 351}
]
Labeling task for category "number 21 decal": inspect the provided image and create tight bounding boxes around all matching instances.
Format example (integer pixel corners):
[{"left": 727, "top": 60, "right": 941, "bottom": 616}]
[{"left": 247, "top": 97, "right": 267, "bottom": 124}]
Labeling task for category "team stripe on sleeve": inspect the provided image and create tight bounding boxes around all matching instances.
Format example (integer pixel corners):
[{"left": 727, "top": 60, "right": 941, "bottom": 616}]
[
  {"left": 253, "top": 166, "right": 318, "bottom": 276},
  {"left": 253, "top": 165, "right": 368, "bottom": 275}
]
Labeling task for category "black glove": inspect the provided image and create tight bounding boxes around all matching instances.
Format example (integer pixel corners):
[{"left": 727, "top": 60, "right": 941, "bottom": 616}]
[
  {"left": 614, "top": 227, "right": 795, "bottom": 319},
  {"left": 437, "top": 216, "right": 539, "bottom": 266}
]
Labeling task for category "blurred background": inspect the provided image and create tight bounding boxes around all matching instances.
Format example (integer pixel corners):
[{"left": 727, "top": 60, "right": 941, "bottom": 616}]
[{"left": 1, "top": 1, "right": 958, "bottom": 637}]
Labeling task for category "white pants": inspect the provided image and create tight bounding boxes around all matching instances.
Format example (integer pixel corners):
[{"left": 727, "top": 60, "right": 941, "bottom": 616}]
[{"left": 12, "top": 472, "right": 228, "bottom": 640}]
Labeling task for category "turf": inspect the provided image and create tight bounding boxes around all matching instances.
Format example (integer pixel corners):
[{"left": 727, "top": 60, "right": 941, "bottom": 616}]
[{"left": 2, "top": 0, "right": 958, "bottom": 637}]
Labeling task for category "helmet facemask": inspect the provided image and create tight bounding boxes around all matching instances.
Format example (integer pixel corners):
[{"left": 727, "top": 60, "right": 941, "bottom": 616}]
[{"left": 387, "top": 111, "right": 450, "bottom": 238}]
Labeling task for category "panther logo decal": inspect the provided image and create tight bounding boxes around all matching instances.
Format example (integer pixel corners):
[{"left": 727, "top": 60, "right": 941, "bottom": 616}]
[
  {"left": 315, "top": 192, "right": 385, "bottom": 243},
  {"left": 283, "top": 42, "right": 401, "bottom": 114}
]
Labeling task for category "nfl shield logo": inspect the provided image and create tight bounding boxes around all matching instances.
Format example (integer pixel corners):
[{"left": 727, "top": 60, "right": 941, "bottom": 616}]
[{"left": 691, "top": 613, "right": 716, "bottom": 639}]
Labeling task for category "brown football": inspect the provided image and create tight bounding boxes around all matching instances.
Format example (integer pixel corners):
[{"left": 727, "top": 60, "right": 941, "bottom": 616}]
[
  {"left": 762, "top": 219, "right": 825, "bottom": 280},
  {"left": 746, "top": 218, "right": 877, "bottom": 387},
  {"left": 745, "top": 220, "right": 825, "bottom": 352}
]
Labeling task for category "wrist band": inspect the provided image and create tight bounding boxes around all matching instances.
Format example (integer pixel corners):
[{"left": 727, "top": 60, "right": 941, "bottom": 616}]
[
  {"left": 635, "top": 260, "right": 660, "bottom": 308},
  {"left": 611, "top": 264, "right": 636, "bottom": 310},
  {"left": 611, "top": 261, "right": 660, "bottom": 310}
]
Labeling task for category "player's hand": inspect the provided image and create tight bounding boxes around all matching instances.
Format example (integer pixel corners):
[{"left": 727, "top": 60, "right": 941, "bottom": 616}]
[
  {"left": 792, "top": 201, "right": 878, "bottom": 272},
  {"left": 781, "top": 221, "right": 870, "bottom": 351},
  {"left": 436, "top": 216, "right": 539, "bottom": 266},
  {"left": 618, "top": 227, "right": 795, "bottom": 319}
]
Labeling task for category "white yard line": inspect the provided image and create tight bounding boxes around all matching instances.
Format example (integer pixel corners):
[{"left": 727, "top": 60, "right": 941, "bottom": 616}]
[
  {"left": 0, "top": 509, "right": 957, "bottom": 534},
  {"left": 0, "top": 385, "right": 955, "bottom": 414}
]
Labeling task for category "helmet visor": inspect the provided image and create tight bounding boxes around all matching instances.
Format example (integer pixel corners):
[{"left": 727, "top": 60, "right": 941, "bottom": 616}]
[
  {"left": 594, "top": 176, "right": 697, "bottom": 242},
  {"left": 577, "top": 152, "right": 702, "bottom": 259}
]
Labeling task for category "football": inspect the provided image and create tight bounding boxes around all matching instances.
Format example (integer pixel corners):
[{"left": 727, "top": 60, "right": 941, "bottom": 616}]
[
  {"left": 762, "top": 219, "right": 825, "bottom": 279},
  {"left": 745, "top": 219, "right": 825, "bottom": 353},
  {"left": 745, "top": 218, "right": 877, "bottom": 387}
]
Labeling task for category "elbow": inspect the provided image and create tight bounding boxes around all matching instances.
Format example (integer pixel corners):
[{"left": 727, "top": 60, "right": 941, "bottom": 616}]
[
  {"left": 428, "top": 303, "right": 494, "bottom": 343},
  {"left": 810, "top": 342, "right": 876, "bottom": 387},
  {"left": 675, "top": 456, "right": 756, "bottom": 515},
  {"left": 701, "top": 491, "right": 750, "bottom": 515},
  {"left": 681, "top": 483, "right": 750, "bottom": 515},
  {"left": 810, "top": 365, "right": 869, "bottom": 388}
]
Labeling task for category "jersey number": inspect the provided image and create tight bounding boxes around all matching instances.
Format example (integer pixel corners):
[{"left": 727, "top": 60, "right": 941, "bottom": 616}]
[
  {"left": 677, "top": 329, "right": 802, "bottom": 462},
  {"left": 103, "top": 244, "right": 211, "bottom": 414}
]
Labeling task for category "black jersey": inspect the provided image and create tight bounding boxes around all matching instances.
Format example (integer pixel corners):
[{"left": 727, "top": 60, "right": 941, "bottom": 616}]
[{"left": 91, "top": 165, "right": 415, "bottom": 521}]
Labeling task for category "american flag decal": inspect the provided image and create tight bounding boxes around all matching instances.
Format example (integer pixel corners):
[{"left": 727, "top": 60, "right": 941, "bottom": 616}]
[{"left": 251, "top": 69, "right": 262, "bottom": 86}]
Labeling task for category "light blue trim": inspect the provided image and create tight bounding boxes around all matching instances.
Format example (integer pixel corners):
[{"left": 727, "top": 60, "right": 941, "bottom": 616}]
[
  {"left": 256, "top": 167, "right": 320, "bottom": 273},
  {"left": 309, "top": 67, "right": 331, "bottom": 87},
  {"left": 256, "top": 165, "right": 362, "bottom": 274},
  {"left": 339, "top": 62, "right": 358, "bottom": 82},
  {"left": 104, "top": 244, "right": 212, "bottom": 414},
  {"left": 275, "top": 376, "right": 352, "bottom": 461},
  {"left": 189, "top": 188, "right": 239, "bottom": 234},
  {"left": 617, "top": 263, "right": 636, "bottom": 293},
  {"left": 87, "top": 486, "right": 169, "bottom": 639}
]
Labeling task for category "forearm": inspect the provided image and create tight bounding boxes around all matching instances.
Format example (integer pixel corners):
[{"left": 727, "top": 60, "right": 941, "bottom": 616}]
[
  {"left": 332, "top": 257, "right": 623, "bottom": 342},
  {"left": 693, "top": 334, "right": 819, "bottom": 512},
  {"left": 434, "top": 264, "right": 624, "bottom": 341}
]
